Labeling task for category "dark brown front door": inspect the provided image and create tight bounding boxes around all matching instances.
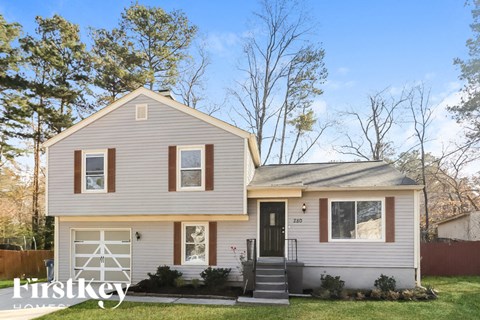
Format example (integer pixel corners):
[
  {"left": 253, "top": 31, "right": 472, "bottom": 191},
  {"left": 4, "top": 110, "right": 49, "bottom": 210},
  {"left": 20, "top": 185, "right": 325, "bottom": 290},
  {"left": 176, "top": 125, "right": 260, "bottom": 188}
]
[{"left": 260, "top": 202, "right": 285, "bottom": 257}]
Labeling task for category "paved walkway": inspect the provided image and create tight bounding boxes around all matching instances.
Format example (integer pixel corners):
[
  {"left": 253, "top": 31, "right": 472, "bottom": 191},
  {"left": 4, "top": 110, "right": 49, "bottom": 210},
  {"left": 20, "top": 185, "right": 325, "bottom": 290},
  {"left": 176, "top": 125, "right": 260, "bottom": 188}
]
[
  {"left": 111, "top": 295, "right": 236, "bottom": 306},
  {"left": 0, "top": 284, "right": 237, "bottom": 320}
]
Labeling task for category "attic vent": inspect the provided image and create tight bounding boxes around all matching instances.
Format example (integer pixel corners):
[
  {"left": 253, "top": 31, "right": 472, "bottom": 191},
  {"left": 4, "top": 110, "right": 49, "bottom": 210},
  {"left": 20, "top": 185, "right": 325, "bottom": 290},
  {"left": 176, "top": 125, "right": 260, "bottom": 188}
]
[{"left": 136, "top": 104, "right": 148, "bottom": 120}]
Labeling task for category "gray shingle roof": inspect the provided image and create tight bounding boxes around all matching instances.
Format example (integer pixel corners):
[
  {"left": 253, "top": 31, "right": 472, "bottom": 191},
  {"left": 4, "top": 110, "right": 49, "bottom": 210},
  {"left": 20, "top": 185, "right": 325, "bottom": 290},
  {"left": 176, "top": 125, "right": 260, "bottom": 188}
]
[{"left": 249, "top": 161, "right": 417, "bottom": 188}]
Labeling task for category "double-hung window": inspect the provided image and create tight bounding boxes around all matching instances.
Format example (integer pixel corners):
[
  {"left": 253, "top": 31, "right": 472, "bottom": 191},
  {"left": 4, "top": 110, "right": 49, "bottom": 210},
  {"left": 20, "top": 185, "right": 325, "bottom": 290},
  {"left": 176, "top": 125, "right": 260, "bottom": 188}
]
[
  {"left": 83, "top": 150, "right": 107, "bottom": 192},
  {"left": 182, "top": 222, "right": 208, "bottom": 265},
  {"left": 330, "top": 199, "right": 384, "bottom": 241},
  {"left": 178, "top": 146, "right": 204, "bottom": 190}
]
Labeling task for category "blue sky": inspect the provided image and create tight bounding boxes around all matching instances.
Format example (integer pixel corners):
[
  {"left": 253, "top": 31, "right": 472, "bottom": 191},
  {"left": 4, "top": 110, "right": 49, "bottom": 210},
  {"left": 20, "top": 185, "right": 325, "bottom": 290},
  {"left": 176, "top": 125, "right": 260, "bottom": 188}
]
[{"left": 0, "top": 0, "right": 473, "bottom": 163}]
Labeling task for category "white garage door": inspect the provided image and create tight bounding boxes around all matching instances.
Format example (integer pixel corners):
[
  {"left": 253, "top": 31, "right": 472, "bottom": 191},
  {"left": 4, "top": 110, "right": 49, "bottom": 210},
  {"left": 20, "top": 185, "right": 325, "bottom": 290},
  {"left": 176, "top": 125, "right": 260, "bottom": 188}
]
[{"left": 73, "top": 229, "right": 131, "bottom": 283}]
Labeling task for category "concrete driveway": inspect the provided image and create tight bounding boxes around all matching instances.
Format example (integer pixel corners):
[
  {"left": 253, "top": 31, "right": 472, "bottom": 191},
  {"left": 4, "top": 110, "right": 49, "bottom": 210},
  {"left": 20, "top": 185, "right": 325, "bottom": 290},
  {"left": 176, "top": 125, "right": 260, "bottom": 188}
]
[{"left": 0, "top": 282, "right": 88, "bottom": 320}]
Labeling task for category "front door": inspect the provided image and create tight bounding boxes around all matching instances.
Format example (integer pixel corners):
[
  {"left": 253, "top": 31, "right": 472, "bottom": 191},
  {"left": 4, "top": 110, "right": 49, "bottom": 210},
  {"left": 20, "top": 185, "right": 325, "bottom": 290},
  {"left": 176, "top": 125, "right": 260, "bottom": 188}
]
[{"left": 260, "top": 202, "right": 285, "bottom": 257}]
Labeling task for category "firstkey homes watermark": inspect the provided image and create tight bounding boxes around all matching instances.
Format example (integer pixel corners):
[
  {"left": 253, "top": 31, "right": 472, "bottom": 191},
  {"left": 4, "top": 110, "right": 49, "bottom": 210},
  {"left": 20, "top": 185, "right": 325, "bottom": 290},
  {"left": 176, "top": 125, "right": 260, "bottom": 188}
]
[{"left": 12, "top": 278, "right": 130, "bottom": 310}]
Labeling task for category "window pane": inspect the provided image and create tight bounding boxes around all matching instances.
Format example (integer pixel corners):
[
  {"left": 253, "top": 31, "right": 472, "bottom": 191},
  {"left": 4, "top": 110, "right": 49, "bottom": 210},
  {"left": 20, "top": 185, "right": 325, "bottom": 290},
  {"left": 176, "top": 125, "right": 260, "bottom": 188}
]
[
  {"left": 331, "top": 202, "right": 355, "bottom": 239},
  {"left": 86, "top": 175, "right": 104, "bottom": 190},
  {"left": 185, "top": 225, "right": 205, "bottom": 243},
  {"left": 185, "top": 244, "right": 206, "bottom": 263},
  {"left": 86, "top": 155, "right": 104, "bottom": 174},
  {"left": 181, "top": 150, "right": 201, "bottom": 168},
  {"left": 181, "top": 170, "right": 201, "bottom": 187},
  {"left": 357, "top": 201, "right": 382, "bottom": 240}
]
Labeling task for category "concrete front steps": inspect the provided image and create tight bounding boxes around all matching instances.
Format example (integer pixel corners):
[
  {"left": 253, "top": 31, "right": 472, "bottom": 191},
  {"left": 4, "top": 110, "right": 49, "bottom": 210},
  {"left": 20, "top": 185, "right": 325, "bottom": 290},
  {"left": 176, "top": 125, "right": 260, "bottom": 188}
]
[{"left": 253, "top": 257, "right": 289, "bottom": 300}]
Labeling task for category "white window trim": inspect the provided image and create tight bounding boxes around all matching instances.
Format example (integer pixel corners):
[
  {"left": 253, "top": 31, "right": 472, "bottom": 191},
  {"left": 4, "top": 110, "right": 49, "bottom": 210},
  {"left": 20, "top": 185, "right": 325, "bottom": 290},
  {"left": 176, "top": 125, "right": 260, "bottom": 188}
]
[
  {"left": 328, "top": 198, "right": 385, "bottom": 243},
  {"left": 82, "top": 149, "right": 108, "bottom": 193},
  {"left": 177, "top": 145, "right": 205, "bottom": 191},
  {"left": 181, "top": 222, "right": 209, "bottom": 265},
  {"left": 135, "top": 104, "right": 148, "bottom": 121}
]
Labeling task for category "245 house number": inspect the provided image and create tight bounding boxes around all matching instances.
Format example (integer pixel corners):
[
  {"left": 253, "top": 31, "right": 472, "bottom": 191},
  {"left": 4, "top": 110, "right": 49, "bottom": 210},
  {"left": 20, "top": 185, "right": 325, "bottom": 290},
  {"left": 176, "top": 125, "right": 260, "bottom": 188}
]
[{"left": 293, "top": 218, "right": 303, "bottom": 223}]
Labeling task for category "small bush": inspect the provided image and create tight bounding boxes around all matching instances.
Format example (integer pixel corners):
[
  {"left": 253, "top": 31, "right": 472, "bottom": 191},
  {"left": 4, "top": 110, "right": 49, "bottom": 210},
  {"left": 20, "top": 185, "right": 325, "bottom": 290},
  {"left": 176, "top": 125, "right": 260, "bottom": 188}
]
[
  {"left": 385, "top": 290, "right": 400, "bottom": 301},
  {"left": 319, "top": 274, "right": 345, "bottom": 299},
  {"left": 174, "top": 277, "right": 185, "bottom": 288},
  {"left": 374, "top": 274, "right": 396, "bottom": 292},
  {"left": 191, "top": 278, "right": 201, "bottom": 289},
  {"left": 147, "top": 265, "right": 183, "bottom": 287},
  {"left": 401, "top": 289, "right": 414, "bottom": 300},
  {"left": 370, "top": 288, "right": 383, "bottom": 299},
  {"left": 200, "top": 267, "right": 231, "bottom": 288}
]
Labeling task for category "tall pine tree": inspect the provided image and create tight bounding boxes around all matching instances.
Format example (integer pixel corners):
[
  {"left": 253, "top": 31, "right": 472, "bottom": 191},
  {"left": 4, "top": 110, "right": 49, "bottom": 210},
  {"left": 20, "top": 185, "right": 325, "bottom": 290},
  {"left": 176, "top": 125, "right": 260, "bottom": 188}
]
[{"left": 19, "top": 14, "right": 92, "bottom": 249}]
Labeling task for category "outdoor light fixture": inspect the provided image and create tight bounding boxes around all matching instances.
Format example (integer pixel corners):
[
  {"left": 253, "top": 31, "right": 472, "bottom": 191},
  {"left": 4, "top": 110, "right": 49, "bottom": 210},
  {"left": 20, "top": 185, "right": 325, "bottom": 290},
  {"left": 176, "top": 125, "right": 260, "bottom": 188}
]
[
  {"left": 135, "top": 231, "right": 141, "bottom": 241},
  {"left": 302, "top": 203, "right": 307, "bottom": 213}
]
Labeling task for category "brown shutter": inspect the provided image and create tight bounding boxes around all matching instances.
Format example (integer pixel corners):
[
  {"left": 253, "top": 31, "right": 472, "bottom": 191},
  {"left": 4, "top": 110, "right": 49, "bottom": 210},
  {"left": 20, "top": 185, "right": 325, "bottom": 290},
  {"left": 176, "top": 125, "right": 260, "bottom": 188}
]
[
  {"left": 74, "top": 150, "right": 82, "bottom": 194},
  {"left": 205, "top": 144, "right": 214, "bottom": 191},
  {"left": 386, "top": 197, "right": 395, "bottom": 243},
  {"left": 107, "top": 148, "right": 116, "bottom": 193},
  {"left": 209, "top": 222, "right": 217, "bottom": 265},
  {"left": 319, "top": 198, "right": 328, "bottom": 242},
  {"left": 173, "top": 222, "right": 181, "bottom": 265},
  {"left": 168, "top": 146, "right": 177, "bottom": 192}
]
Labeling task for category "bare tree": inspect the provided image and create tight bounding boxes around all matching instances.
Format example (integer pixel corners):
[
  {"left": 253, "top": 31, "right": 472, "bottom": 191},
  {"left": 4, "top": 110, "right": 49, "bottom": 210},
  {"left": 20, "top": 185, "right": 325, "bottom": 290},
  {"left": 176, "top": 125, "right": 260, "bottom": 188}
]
[
  {"left": 337, "top": 88, "right": 408, "bottom": 161},
  {"left": 231, "top": 0, "right": 327, "bottom": 163},
  {"left": 175, "top": 40, "right": 210, "bottom": 110},
  {"left": 408, "top": 84, "right": 434, "bottom": 230}
]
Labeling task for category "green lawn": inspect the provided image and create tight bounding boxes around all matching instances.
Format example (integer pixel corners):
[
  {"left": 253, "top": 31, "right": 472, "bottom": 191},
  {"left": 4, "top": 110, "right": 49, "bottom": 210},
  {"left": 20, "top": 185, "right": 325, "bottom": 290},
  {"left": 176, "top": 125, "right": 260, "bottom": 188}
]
[
  {"left": 0, "top": 278, "right": 46, "bottom": 289},
  {"left": 39, "top": 277, "right": 480, "bottom": 320}
]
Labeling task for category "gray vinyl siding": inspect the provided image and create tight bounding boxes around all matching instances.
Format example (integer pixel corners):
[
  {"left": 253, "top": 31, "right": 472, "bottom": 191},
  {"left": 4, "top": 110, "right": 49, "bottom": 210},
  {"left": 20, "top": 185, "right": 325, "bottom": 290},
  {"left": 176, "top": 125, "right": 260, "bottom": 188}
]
[
  {"left": 250, "top": 190, "right": 415, "bottom": 268},
  {"left": 48, "top": 95, "right": 246, "bottom": 215},
  {"left": 57, "top": 217, "right": 256, "bottom": 283}
]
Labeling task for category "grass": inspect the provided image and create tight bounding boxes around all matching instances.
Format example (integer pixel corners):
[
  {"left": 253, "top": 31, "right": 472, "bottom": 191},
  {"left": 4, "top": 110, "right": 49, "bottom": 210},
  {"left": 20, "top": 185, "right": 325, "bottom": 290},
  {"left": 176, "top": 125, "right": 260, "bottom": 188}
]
[
  {"left": 39, "top": 276, "right": 480, "bottom": 320},
  {"left": 0, "top": 278, "right": 47, "bottom": 289}
]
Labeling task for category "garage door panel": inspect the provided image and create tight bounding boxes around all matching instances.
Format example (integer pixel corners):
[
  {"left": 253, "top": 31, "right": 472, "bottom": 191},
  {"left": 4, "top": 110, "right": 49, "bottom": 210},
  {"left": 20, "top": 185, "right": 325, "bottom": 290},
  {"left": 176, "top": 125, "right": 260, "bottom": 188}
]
[
  {"left": 75, "top": 244, "right": 101, "bottom": 254},
  {"left": 75, "top": 257, "right": 102, "bottom": 268},
  {"left": 104, "top": 257, "right": 130, "bottom": 268},
  {"left": 76, "top": 270, "right": 101, "bottom": 280},
  {"left": 104, "top": 230, "right": 131, "bottom": 241},
  {"left": 104, "top": 271, "right": 130, "bottom": 282},
  {"left": 105, "top": 244, "right": 130, "bottom": 255},
  {"left": 75, "top": 231, "right": 101, "bottom": 241}
]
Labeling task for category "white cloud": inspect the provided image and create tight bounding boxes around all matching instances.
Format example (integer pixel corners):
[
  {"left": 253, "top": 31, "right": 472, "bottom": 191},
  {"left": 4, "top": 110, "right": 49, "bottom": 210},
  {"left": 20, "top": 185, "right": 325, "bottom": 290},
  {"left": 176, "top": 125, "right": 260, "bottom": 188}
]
[
  {"left": 311, "top": 98, "right": 328, "bottom": 114},
  {"left": 205, "top": 32, "right": 241, "bottom": 57},
  {"left": 337, "top": 67, "right": 350, "bottom": 75},
  {"left": 325, "top": 79, "right": 356, "bottom": 90}
]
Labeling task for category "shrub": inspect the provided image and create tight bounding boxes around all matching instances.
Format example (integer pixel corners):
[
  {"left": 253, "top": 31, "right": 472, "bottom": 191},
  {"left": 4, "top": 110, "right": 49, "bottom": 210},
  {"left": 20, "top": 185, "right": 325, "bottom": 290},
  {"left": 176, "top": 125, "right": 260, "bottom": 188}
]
[
  {"left": 401, "top": 289, "right": 414, "bottom": 300},
  {"left": 370, "top": 288, "right": 383, "bottom": 299},
  {"left": 320, "top": 274, "right": 345, "bottom": 299},
  {"left": 191, "top": 278, "right": 201, "bottom": 289},
  {"left": 200, "top": 267, "right": 231, "bottom": 288},
  {"left": 374, "top": 274, "right": 396, "bottom": 292},
  {"left": 385, "top": 290, "right": 400, "bottom": 301},
  {"left": 174, "top": 277, "right": 185, "bottom": 288},
  {"left": 147, "top": 265, "right": 183, "bottom": 287}
]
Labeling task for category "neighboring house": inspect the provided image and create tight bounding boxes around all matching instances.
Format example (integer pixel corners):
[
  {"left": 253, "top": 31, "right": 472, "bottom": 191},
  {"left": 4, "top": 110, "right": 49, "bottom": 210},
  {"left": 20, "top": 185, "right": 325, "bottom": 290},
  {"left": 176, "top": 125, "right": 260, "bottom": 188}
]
[
  {"left": 437, "top": 211, "right": 480, "bottom": 241},
  {"left": 43, "top": 87, "right": 422, "bottom": 296}
]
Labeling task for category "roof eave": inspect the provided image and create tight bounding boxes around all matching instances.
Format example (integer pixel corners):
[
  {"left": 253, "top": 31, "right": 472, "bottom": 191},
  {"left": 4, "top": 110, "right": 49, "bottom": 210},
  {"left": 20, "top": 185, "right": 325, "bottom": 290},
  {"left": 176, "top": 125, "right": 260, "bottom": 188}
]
[{"left": 247, "top": 185, "right": 424, "bottom": 191}]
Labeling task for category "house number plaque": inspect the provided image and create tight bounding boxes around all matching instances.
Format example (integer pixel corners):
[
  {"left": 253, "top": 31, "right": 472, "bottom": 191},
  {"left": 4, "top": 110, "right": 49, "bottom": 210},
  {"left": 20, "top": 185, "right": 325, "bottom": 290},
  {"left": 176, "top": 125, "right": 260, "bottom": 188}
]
[{"left": 293, "top": 218, "right": 303, "bottom": 223}]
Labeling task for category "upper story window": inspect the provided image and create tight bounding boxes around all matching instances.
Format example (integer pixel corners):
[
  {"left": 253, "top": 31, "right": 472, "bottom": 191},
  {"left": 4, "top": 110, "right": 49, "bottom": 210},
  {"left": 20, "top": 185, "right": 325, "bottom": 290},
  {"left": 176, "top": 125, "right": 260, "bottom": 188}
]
[
  {"left": 177, "top": 145, "right": 204, "bottom": 190},
  {"left": 83, "top": 150, "right": 107, "bottom": 193},
  {"left": 330, "top": 199, "right": 384, "bottom": 241}
]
